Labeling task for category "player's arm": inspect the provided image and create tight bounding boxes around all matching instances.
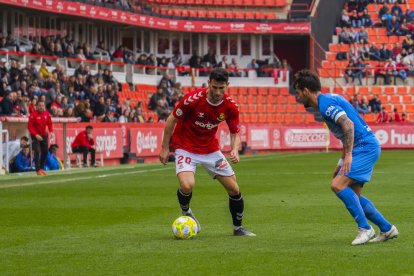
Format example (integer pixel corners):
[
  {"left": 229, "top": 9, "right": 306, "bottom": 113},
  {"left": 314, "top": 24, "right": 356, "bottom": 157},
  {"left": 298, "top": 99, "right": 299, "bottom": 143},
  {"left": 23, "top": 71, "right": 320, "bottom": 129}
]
[
  {"left": 159, "top": 114, "right": 178, "bottom": 165},
  {"left": 229, "top": 133, "right": 240, "bottom": 164},
  {"left": 336, "top": 114, "right": 354, "bottom": 175}
]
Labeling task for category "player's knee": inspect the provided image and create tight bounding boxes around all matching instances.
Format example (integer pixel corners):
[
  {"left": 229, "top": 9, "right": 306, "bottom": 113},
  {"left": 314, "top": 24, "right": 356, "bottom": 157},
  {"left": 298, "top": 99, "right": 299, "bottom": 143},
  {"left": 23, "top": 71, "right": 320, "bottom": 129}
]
[
  {"left": 331, "top": 179, "right": 343, "bottom": 194},
  {"left": 226, "top": 184, "right": 240, "bottom": 196},
  {"left": 180, "top": 181, "right": 194, "bottom": 194}
]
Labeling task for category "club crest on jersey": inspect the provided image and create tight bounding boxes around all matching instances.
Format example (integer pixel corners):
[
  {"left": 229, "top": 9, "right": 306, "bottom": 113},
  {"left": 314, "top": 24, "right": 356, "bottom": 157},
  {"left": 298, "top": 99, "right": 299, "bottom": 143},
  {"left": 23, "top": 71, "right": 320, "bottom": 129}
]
[
  {"left": 217, "top": 113, "right": 226, "bottom": 121},
  {"left": 215, "top": 158, "right": 229, "bottom": 169},
  {"left": 176, "top": 108, "right": 183, "bottom": 116},
  {"left": 197, "top": 112, "right": 204, "bottom": 118}
]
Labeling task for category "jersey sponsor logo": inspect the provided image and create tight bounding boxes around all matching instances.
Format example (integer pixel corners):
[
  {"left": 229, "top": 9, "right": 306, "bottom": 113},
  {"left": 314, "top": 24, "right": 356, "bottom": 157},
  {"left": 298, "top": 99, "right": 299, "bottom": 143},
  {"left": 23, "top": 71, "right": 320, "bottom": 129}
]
[
  {"left": 217, "top": 113, "right": 226, "bottom": 121},
  {"left": 176, "top": 108, "right": 183, "bottom": 116},
  {"left": 215, "top": 158, "right": 229, "bottom": 169},
  {"left": 195, "top": 121, "right": 218, "bottom": 130},
  {"left": 184, "top": 91, "right": 204, "bottom": 105},
  {"left": 197, "top": 112, "right": 204, "bottom": 118},
  {"left": 325, "top": 105, "right": 336, "bottom": 117}
]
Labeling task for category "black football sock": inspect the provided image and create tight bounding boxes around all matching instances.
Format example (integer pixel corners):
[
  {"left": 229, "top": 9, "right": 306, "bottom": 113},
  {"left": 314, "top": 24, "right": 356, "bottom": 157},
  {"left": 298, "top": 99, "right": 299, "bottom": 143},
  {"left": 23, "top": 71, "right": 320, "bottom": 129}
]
[
  {"left": 229, "top": 193, "right": 244, "bottom": 228},
  {"left": 177, "top": 188, "right": 192, "bottom": 213}
]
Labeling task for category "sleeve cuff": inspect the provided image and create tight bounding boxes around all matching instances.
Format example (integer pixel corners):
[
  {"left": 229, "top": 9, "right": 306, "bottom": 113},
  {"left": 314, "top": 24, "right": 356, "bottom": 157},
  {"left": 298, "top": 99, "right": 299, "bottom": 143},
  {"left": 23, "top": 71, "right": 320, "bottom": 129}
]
[{"left": 334, "top": 111, "right": 346, "bottom": 122}]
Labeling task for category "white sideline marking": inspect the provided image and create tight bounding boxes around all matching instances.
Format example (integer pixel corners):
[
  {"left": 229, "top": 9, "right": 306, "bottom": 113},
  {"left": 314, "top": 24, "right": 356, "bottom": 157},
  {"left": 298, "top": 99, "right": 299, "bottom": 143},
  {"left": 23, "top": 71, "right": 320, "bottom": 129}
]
[{"left": 0, "top": 167, "right": 171, "bottom": 189}]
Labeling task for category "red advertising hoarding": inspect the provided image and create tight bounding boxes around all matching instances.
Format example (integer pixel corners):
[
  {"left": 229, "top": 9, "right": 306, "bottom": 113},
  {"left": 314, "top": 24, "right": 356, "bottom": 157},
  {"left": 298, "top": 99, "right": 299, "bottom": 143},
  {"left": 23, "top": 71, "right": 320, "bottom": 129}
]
[{"left": 0, "top": 0, "right": 311, "bottom": 34}]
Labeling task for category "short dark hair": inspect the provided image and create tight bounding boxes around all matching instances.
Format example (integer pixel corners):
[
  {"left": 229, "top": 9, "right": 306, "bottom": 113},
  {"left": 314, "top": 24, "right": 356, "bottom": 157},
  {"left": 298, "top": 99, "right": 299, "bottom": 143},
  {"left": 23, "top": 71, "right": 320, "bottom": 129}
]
[
  {"left": 86, "top": 125, "right": 93, "bottom": 131},
  {"left": 20, "top": 136, "right": 29, "bottom": 142},
  {"left": 293, "top": 69, "right": 321, "bottom": 93},
  {"left": 49, "top": 144, "right": 59, "bottom": 151},
  {"left": 209, "top": 68, "right": 229, "bottom": 83}
]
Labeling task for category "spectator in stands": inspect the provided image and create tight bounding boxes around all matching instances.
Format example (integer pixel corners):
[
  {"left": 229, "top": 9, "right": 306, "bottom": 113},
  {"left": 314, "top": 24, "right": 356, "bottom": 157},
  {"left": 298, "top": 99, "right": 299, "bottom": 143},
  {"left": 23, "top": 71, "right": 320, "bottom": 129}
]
[
  {"left": 94, "top": 95, "right": 106, "bottom": 121},
  {"left": 96, "top": 41, "right": 111, "bottom": 57},
  {"left": 0, "top": 90, "right": 15, "bottom": 115},
  {"left": 360, "top": 42, "right": 371, "bottom": 60},
  {"left": 229, "top": 58, "right": 242, "bottom": 77},
  {"left": 350, "top": 10, "right": 361, "bottom": 27},
  {"left": 368, "top": 42, "right": 382, "bottom": 60},
  {"left": 171, "top": 52, "right": 183, "bottom": 67},
  {"left": 146, "top": 54, "right": 157, "bottom": 75},
  {"left": 155, "top": 98, "right": 170, "bottom": 122},
  {"left": 376, "top": 106, "right": 389, "bottom": 123},
  {"left": 361, "top": 9, "right": 374, "bottom": 27},
  {"left": 402, "top": 34, "right": 413, "bottom": 50},
  {"left": 202, "top": 48, "right": 217, "bottom": 67},
  {"left": 10, "top": 145, "right": 34, "bottom": 173},
  {"left": 396, "top": 47, "right": 408, "bottom": 62},
  {"left": 148, "top": 87, "right": 165, "bottom": 110},
  {"left": 84, "top": 46, "right": 95, "bottom": 60},
  {"left": 189, "top": 48, "right": 201, "bottom": 68},
  {"left": 38, "top": 62, "right": 50, "bottom": 79},
  {"left": 350, "top": 27, "right": 360, "bottom": 43},
  {"left": 387, "top": 16, "right": 403, "bottom": 36},
  {"left": 80, "top": 108, "right": 93, "bottom": 123},
  {"left": 349, "top": 42, "right": 360, "bottom": 60},
  {"left": 379, "top": 43, "right": 393, "bottom": 60},
  {"left": 339, "top": 27, "right": 353, "bottom": 44},
  {"left": 102, "top": 110, "right": 116, "bottom": 123},
  {"left": 76, "top": 49, "right": 87, "bottom": 61},
  {"left": 340, "top": 9, "right": 351, "bottom": 27},
  {"left": 391, "top": 2, "right": 403, "bottom": 17},
  {"left": 71, "top": 125, "right": 96, "bottom": 167},
  {"left": 118, "top": 109, "right": 131, "bottom": 123},
  {"left": 0, "top": 58, "right": 8, "bottom": 78},
  {"left": 358, "top": 26, "right": 369, "bottom": 44},
  {"left": 396, "top": 60, "right": 408, "bottom": 82},
  {"left": 390, "top": 107, "right": 403, "bottom": 122},
  {"left": 44, "top": 144, "right": 62, "bottom": 171},
  {"left": 112, "top": 45, "right": 125, "bottom": 61},
  {"left": 369, "top": 95, "right": 382, "bottom": 113},
  {"left": 379, "top": 3, "right": 390, "bottom": 25},
  {"left": 217, "top": 56, "right": 229, "bottom": 69},
  {"left": 14, "top": 90, "right": 28, "bottom": 116}
]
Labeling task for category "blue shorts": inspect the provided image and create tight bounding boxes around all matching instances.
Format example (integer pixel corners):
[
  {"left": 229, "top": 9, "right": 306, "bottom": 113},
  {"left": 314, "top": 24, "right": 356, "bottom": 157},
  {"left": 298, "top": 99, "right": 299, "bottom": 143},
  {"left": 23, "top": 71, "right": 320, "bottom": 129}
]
[{"left": 341, "top": 144, "right": 381, "bottom": 184}]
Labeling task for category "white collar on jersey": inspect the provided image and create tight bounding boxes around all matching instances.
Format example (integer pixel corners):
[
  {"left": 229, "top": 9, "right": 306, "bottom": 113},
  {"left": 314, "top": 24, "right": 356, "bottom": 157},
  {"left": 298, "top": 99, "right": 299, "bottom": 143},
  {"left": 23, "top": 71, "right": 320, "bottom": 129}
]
[{"left": 206, "top": 98, "right": 223, "bottom": 106}]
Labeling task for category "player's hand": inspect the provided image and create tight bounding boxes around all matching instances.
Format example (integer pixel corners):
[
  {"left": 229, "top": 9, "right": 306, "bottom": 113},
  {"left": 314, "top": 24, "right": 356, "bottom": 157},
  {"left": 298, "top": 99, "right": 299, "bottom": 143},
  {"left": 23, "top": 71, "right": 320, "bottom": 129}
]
[
  {"left": 35, "top": 135, "right": 43, "bottom": 141},
  {"left": 333, "top": 165, "right": 341, "bottom": 179},
  {"left": 340, "top": 154, "right": 352, "bottom": 175},
  {"left": 159, "top": 148, "right": 170, "bottom": 165},
  {"left": 229, "top": 149, "right": 239, "bottom": 164}
]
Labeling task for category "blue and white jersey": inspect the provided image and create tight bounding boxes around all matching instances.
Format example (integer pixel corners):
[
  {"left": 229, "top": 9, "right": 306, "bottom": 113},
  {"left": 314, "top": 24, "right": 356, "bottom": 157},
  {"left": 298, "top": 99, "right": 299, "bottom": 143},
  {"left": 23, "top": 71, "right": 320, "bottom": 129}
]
[{"left": 318, "top": 93, "right": 378, "bottom": 149}]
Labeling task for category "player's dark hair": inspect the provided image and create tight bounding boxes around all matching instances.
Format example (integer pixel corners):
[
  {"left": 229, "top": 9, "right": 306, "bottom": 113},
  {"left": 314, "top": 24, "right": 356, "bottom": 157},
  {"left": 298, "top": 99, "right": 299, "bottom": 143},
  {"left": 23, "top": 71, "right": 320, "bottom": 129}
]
[
  {"left": 20, "top": 136, "right": 29, "bottom": 142},
  {"left": 293, "top": 69, "right": 321, "bottom": 93},
  {"left": 86, "top": 125, "right": 93, "bottom": 131},
  {"left": 209, "top": 68, "right": 229, "bottom": 83}
]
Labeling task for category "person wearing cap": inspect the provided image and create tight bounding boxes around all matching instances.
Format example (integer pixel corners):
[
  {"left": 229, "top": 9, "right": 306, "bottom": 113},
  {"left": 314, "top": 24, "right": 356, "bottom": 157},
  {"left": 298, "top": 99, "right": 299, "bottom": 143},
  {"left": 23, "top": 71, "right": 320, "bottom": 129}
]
[{"left": 28, "top": 100, "right": 53, "bottom": 176}]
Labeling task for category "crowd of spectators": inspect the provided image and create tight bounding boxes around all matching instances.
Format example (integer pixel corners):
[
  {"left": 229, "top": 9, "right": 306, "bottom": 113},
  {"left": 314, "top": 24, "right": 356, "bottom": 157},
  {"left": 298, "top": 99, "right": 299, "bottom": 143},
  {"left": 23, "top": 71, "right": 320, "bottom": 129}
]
[
  {"left": 0, "top": 56, "right": 160, "bottom": 123},
  {"left": 349, "top": 93, "right": 406, "bottom": 123},
  {"left": 336, "top": 0, "right": 414, "bottom": 85}
]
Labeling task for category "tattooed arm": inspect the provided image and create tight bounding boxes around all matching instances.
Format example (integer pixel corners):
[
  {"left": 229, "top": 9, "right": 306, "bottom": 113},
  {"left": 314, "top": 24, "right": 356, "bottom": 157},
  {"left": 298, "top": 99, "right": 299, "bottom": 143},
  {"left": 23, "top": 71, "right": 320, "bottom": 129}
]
[{"left": 337, "top": 114, "right": 354, "bottom": 175}]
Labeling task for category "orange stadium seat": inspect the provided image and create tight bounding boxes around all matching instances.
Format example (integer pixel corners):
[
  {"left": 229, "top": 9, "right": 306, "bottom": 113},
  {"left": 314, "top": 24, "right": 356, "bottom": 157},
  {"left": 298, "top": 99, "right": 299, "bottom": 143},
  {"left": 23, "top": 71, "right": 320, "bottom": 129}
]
[
  {"left": 268, "top": 96, "right": 277, "bottom": 104},
  {"left": 403, "top": 95, "right": 412, "bottom": 104},
  {"left": 358, "top": 86, "right": 369, "bottom": 95},
  {"left": 247, "top": 87, "right": 257, "bottom": 95},
  {"left": 266, "top": 105, "right": 275, "bottom": 113},
  {"left": 305, "top": 114, "right": 315, "bottom": 123},
  {"left": 257, "top": 104, "right": 265, "bottom": 113},
  {"left": 390, "top": 95, "right": 401, "bottom": 104},
  {"left": 276, "top": 96, "right": 287, "bottom": 104},
  {"left": 384, "top": 87, "right": 395, "bottom": 95},
  {"left": 371, "top": 86, "right": 382, "bottom": 95},
  {"left": 276, "top": 105, "right": 285, "bottom": 113},
  {"left": 397, "top": 86, "right": 407, "bottom": 95},
  {"left": 268, "top": 87, "right": 278, "bottom": 95}
]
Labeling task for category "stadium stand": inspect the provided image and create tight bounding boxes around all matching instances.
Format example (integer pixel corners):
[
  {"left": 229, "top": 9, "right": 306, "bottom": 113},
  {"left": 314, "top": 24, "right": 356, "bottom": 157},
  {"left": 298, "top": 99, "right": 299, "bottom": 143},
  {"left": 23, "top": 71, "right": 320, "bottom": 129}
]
[{"left": 318, "top": 0, "right": 413, "bottom": 123}]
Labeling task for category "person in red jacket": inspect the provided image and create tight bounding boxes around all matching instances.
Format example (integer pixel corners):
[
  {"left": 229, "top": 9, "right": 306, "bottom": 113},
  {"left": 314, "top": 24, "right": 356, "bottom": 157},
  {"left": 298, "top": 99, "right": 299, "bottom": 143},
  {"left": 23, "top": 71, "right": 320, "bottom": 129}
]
[
  {"left": 71, "top": 125, "right": 96, "bottom": 167},
  {"left": 28, "top": 101, "right": 53, "bottom": 176}
]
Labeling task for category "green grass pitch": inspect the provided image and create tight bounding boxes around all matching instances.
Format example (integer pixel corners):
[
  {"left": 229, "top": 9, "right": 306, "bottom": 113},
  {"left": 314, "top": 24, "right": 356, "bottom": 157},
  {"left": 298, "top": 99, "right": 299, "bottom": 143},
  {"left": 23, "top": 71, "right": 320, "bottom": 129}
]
[{"left": 1, "top": 151, "right": 413, "bottom": 275}]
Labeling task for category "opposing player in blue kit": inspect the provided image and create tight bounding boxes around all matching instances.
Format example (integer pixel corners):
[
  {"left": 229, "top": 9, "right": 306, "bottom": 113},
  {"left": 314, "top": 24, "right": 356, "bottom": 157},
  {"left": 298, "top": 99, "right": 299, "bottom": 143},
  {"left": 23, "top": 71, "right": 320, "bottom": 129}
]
[{"left": 293, "top": 69, "right": 398, "bottom": 245}]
